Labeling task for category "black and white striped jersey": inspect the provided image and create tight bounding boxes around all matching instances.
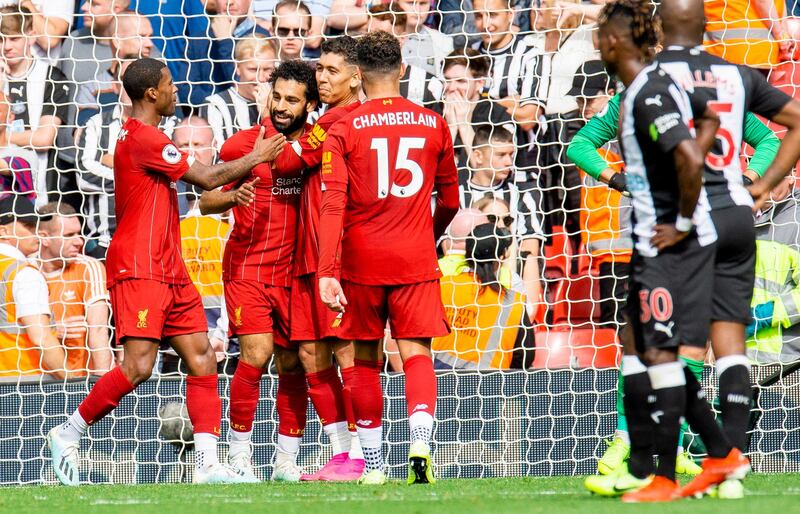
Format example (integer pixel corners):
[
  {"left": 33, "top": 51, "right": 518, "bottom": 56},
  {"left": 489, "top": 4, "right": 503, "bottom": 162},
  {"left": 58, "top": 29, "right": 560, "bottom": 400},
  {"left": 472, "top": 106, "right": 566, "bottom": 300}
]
[
  {"left": 76, "top": 105, "right": 177, "bottom": 248},
  {"left": 619, "top": 63, "right": 715, "bottom": 257},
  {"left": 657, "top": 45, "right": 791, "bottom": 211},
  {"left": 457, "top": 170, "right": 545, "bottom": 242},
  {"left": 471, "top": 35, "right": 547, "bottom": 109},
  {"left": 199, "top": 87, "right": 260, "bottom": 150},
  {"left": 400, "top": 64, "right": 444, "bottom": 115}
]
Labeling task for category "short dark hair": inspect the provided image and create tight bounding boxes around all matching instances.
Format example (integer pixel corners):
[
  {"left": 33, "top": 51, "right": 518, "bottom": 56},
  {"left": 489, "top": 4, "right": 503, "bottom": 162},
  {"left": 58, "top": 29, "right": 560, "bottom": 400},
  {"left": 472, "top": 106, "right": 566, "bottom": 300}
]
[
  {"left": 356, "top": 30, "right": 402, "bottom": 76},
  {"left": 269, "top": 59, "right": 320, "bottom": 105},
  {"left": 38, "top": 202, "right": 78, "bottom": 217},
  {"left": 273, "top": 0, "right": 312, "bottom": 29},
  {"left": 122, "top": 58, "right": 167, "bottom": 101},
  {"left": 321, "top": 35, "right": 358, "bottom": 65},
  {"left": 473, "top": 124, "right": 514, "bottom": 148},
  {"left": 443, "top": 48, "right": 490, "bottom": 78}
]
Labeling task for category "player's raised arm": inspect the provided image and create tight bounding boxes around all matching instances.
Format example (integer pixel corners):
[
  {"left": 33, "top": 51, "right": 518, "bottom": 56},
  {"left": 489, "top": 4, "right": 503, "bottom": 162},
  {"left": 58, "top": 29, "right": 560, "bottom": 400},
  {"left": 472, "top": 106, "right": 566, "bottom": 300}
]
[{"left": 182, "top": 127, "right": 286, "bottom": 191}]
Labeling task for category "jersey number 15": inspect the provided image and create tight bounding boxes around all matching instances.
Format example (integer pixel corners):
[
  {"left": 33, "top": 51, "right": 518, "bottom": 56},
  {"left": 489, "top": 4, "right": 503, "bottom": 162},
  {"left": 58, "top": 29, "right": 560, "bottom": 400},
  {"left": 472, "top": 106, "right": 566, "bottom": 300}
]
[{"left": 371, "top": 137, "right": 426, "bottom": 199}]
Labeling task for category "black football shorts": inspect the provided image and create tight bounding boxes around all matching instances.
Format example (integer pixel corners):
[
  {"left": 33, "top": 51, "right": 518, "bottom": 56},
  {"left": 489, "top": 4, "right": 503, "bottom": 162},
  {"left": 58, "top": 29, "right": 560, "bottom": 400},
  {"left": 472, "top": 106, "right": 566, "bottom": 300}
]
[{"left": 710, "top": 205, "right": 756, "bottom": 325}]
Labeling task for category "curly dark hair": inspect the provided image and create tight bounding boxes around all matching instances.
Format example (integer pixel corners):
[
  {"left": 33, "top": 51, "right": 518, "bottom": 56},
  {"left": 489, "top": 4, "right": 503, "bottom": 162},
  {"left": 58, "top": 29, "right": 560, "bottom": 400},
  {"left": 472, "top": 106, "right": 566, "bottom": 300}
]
[
  {"left": 268, "top": 59, "right": 320, "bottom": 105},
  {"left": 356, "top": 30, "right": 402, "bottom": 76},
  {"left": 321, "top": 35, "right": 359, "bottom": 66},
  {"left": 122, "top": 58, "right": 168, "bottom": 101},
  {"left": 598, "top": 0, "right": 661, "bottom": 61}
]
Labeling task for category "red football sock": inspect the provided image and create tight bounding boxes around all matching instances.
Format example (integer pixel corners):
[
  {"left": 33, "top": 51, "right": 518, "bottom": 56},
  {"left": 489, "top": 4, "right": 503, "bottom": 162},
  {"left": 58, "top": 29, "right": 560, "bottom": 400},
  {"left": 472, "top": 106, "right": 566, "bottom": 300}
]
[
  {"left": 403, "top": 354, "right": 437, "bottom": 417},
  {"left": 186, "top": 374, "right": 222, "bottom": 436},
  {"left": 229, "top": 360, "right": 265, "bottom": 433},
  {"left": 351, "top": 359, "right": 383, "bottom": 429},
  {"left": 340, "top": 365, "right": 357, "bottom": 433},
  {"left": 307, "top": 366, "right": 346, "bottom": 426},
  {"left": 77, "top": 366, "right": 135, "bottom": 425},
  {"left": 277, "top": 373, "right": 308, "bottom": 437}
]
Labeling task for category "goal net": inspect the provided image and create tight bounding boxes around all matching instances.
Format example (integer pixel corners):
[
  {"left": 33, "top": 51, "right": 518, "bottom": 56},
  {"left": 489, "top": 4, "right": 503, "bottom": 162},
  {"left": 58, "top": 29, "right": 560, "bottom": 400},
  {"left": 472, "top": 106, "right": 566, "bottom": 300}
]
[{"left": 0, "top": 0, "right": 799, "bottom": 485}]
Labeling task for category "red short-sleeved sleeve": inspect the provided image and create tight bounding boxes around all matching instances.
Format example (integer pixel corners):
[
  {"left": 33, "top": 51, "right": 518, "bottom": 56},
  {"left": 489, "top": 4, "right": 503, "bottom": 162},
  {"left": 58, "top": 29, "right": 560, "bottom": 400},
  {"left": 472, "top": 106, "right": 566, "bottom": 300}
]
[
  {"left": 320, "top": 121, "right": 350, "bottom": 193},
  {"left": 137, "top": 126, "right": 192, "bottom": 182}
]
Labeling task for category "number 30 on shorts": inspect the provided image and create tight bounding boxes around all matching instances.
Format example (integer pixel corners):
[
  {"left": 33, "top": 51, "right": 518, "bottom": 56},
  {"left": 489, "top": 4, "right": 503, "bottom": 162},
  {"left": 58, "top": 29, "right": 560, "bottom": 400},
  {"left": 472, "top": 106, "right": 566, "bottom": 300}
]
[{"left": 638, "top": 287, "right": 674, "bottom": 323}]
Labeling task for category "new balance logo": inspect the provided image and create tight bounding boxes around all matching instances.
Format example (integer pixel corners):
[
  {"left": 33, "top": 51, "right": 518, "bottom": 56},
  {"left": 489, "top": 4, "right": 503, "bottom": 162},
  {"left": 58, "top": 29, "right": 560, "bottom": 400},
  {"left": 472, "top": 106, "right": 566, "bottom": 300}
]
[
  {"left": 357, "top": 419, "right": 373, "bottom": 427},
  {"left": 726, "top": 393, "right": 750, "bottom": 406},
  {"left": 118, "top": 129, "right": 129, "bottom": 142},
  {"left": 651, "top": 410, "right": 664, "bottom": 424},
  {"left": 654, "top": 321, "right": 675, "bottom": 338},
  {"left": 412, "top": 404, "right": 429, "bottom": 413},
  {"left": 645, "top": 95, "right": 662, "bottom": 107}
]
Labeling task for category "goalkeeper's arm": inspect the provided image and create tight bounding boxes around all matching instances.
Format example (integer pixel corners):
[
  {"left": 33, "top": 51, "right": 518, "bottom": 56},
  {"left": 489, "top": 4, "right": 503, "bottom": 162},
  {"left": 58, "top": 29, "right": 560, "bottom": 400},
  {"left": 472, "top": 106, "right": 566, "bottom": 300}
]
[
  {"left": 742, "top": 112, "right": 781, "bottom": 184},
  {"left": 566, "top": 94, "right": 627, "bottom": 193}
]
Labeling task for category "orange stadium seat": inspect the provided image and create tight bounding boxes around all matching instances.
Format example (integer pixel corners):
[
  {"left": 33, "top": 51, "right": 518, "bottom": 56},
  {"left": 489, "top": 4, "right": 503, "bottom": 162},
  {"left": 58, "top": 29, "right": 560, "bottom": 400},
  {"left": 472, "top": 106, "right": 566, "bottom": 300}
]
[{"left": 531, "top": 328, "right": 620, "bottom": 369}]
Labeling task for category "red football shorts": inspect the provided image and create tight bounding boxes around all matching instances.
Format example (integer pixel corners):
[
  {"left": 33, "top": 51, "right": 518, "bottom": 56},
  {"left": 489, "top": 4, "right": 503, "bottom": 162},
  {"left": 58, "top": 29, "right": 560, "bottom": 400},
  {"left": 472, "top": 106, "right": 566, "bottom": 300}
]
[
  {"left": 110, "top": 279, "right": 207, "bottom": 342},
  {"left": 290, "top": 273, "right": 340, "bottom": 342},
  {"left": 339, "top": 279, "right": 450, "bottom": 341},
  {"left": 224, "top": 280, "right": 292, "bottom": 348}
]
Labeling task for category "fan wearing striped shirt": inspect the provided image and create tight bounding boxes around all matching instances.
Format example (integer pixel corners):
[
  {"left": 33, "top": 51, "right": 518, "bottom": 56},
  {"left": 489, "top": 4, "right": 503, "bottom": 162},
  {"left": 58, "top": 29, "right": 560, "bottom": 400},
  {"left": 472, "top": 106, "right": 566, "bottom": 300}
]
[
  {"left": 200, "top": 37, "right": 278, "bottom": 151},
  {"left": 367, "top": 4, "right": 445, "bottom": 114}
]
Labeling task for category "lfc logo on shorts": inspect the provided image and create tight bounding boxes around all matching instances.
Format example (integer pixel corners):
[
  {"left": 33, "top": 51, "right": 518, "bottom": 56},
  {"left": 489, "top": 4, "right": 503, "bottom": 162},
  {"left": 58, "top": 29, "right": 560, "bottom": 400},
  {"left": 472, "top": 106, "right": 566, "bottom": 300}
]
[
  {"left": 137, "top": 309, "right": 148, "bottom": 329},
  {"left": 234, "top": 306, "right": 243, "bottom": 327}
]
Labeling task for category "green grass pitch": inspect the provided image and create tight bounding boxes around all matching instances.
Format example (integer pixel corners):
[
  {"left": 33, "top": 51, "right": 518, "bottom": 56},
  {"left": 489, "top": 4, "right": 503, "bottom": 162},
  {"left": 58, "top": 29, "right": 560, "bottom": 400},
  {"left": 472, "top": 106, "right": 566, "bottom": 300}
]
[{"left": 6, "top": 474, "right": 800, "bottom": 514}]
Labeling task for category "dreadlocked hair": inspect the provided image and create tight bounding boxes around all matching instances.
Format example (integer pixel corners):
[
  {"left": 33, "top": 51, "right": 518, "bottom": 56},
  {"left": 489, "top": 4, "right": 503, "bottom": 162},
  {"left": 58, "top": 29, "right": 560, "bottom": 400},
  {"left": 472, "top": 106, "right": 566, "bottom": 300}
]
[{"left": 599, "top": 0, "right": 661, "bottom": 60}]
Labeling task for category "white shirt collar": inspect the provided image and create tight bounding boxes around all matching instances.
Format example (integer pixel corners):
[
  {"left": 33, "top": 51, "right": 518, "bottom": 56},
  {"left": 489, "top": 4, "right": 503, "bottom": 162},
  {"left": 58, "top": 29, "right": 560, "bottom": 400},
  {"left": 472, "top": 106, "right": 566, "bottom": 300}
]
[{"left": 0, "top": 242, "right": 28, "bottom": 261}]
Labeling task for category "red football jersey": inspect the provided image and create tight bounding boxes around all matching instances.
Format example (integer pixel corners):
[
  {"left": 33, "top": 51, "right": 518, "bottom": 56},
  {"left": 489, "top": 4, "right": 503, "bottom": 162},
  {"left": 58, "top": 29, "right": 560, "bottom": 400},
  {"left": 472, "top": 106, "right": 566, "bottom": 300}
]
[
  {"left": 320, "top": 97, "right": 458, "bottom": 285},
  {"left": 106, "top": 118, "right": 193, "bottom": 287},
  {"left": 220, "top": 120, "right": 303, "bottom": 287},
  {"left": 275, "top": 101, "right": 361, "bottom": 277}
]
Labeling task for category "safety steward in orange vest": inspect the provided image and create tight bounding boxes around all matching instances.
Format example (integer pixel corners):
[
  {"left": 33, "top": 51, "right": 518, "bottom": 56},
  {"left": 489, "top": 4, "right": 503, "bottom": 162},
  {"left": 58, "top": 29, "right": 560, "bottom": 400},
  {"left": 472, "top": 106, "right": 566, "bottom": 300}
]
[{"left": 433, "top": 223, "right": 534, "bottom": 370}]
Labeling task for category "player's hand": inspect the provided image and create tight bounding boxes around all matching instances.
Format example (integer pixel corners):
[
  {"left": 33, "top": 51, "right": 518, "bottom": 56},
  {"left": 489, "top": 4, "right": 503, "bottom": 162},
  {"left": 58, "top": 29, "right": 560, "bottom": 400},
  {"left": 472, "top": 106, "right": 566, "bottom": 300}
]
[
  {"left": 319, "top": 277, "right": 347, "bottom": 313},
  {"left": 231, "top": 177, "right": 260, "bottom": 206},
  {"left": 607, "top": 172, "right": 630, "bottom": 197},
  {"left": 251, "top": 127, "right": 286, "bottom": 163},
  {"left": 651, "top": 224, "right": 689, "bottom": 251},
  {"left": 748, "top": 181, "right": 771, "bottom": 212},
  {"left": 55, "top": 315, "right": 88, "bottom": 340}
]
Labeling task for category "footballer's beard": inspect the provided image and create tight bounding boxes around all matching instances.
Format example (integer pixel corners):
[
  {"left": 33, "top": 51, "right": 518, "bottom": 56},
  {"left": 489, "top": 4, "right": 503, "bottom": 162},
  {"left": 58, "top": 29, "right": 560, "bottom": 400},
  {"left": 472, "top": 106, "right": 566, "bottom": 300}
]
[{"left": 271, "top": 109, "right": 306, "bottom": 136}]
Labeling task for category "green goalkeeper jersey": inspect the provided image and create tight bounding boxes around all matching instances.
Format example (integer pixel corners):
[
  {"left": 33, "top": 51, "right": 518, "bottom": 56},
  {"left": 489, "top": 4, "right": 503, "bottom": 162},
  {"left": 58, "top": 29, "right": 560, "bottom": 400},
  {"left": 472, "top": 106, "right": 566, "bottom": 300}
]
[{"left": 566, "top": 93, "right": 781, "bottom": 181}]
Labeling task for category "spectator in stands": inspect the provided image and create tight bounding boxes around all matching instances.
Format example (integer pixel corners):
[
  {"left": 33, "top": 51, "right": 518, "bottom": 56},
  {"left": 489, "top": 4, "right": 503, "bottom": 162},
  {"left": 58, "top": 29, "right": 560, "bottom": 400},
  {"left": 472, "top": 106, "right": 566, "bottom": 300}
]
[
  {"left": 439, "top": 208, "right": 488, "bottom": 276},
  {"left": 562, "top": 60, "right": 630, "bottom": 325},
  {"left": 272, "top": 0, "right": 316, "bottom": 60},
  {"left": 253, "top": 0, "right": 325, "bottom": 54},
  {"left": 704, "top": 0, "right": 793, "bottom": 70},
  {"left": 460, "top": 125, "right": 544, "bottom": 313},
  {"left": 389, "top": 0, "right": 453, "bottom": 76},
  {"left": 37, "top": 202, "right": 113, "bottom": 376},
  {"left": 204, "top": 0, "right": 270, "bottom": 95},
  {"left": 171, "top": 117, "right": 231, "bottom": 373},
  {"left": 473, "top": 196, "right": 526, "bottom": 293},
  {"left": 748, "top": 185, "right": 800, "bottom": 363},
  {"left": 0, "top": 91, "right": 39, "bottom": 202},
  {"left": 531, "top": 0, "right": 597, "bottom": 116},
  {"left": 74, "top": 10, "right": 155, "bottom": 123},
  {"left": 326, "top": 0, "right": 369, "bottom": 35},
  {"left": 11, "top": 1, "right": 73, "bottom": 62},
  {"left": 442, "top": 48, "right": 514, "bottom": 165},
  {"left": 0, "top": 196, "right": 67, "bottom": 379},
  {"left": 76, "top": 59, "right": 177, "bottom": 257},
  {"left": 0, "top": 7, "right": 70, "bottom": 207},
  {"left": 368, "top": 6, "right": 444, "bottom": 113},
  {"left": 200, "top": 37, "right": 276, "bottom": 151},
  {"left": 432, "top": 222, "right": 535, "bottom": 370},
  {"left": 471, "top": 0, "right": 546, "bottom": 133}
]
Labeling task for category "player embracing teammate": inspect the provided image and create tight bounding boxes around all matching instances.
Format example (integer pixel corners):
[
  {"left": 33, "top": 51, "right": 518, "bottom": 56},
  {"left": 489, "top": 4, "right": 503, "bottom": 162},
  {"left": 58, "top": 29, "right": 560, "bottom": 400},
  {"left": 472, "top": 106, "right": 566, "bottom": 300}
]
[{"left": 317, "top": 30, "right": 460, "bottom": 485}]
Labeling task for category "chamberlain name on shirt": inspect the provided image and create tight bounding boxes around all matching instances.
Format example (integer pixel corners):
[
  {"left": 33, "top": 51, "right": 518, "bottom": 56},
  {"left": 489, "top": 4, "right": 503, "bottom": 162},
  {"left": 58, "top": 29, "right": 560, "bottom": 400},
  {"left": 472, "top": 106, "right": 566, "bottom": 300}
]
[
  {"left": 273, "top": 176, "right": 302, "bottom": 196},
  {"left": 352, "top": 111, "right": 438, "bottom": 130}
]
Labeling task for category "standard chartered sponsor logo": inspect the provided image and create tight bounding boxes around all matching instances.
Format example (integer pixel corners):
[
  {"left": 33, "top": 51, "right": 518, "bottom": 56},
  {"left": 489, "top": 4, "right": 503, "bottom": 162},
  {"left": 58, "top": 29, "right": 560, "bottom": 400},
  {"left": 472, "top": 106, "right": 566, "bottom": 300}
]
[{"left": 272, "top": 176, "right": 302, "bottom": 195}]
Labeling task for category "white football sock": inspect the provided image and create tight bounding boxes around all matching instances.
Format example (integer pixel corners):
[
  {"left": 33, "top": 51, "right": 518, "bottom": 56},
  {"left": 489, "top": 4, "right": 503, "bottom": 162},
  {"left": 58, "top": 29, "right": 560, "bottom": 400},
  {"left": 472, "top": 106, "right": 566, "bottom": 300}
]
[
  {"left": 349, "top": 431, "right": 364, "bottom": 460},
  {"left": 409, "top": 411, "right": 434, "bottom": 444},
  {"left": 194, "top": 433, "right": 220, "bottom": 471},
  {"left": 228, "top": 428, "right": 252, "bottom": 458},
  {"left": 323, "top": 421, "right": 351, "bottom": 456},
  {"left": 357, "top": 426, "right": 383, "bottom": 472},
  {"left": 59, "top": 410, "right": 88, "bottom": 444},
  {"left": 276, "top": 434, "right": 300, "bottom": 464}
]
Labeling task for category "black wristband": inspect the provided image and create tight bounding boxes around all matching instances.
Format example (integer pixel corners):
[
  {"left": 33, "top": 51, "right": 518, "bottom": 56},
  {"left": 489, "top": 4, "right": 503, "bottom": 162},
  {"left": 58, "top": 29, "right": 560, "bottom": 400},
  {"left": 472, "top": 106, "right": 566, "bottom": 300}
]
[
  {"left": 608, "top": 172, "right": 628, "bottom": 193},
  {"left": 742, "top": 174, "right": 754, "bottom": 186}
]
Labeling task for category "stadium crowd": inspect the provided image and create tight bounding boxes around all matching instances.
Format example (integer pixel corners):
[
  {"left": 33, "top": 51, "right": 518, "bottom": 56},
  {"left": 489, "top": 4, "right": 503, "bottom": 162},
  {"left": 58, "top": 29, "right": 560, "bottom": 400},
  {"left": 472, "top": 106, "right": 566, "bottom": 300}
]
[{"left": 0, "top": 0, "right": 798, "bottom": 381}]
